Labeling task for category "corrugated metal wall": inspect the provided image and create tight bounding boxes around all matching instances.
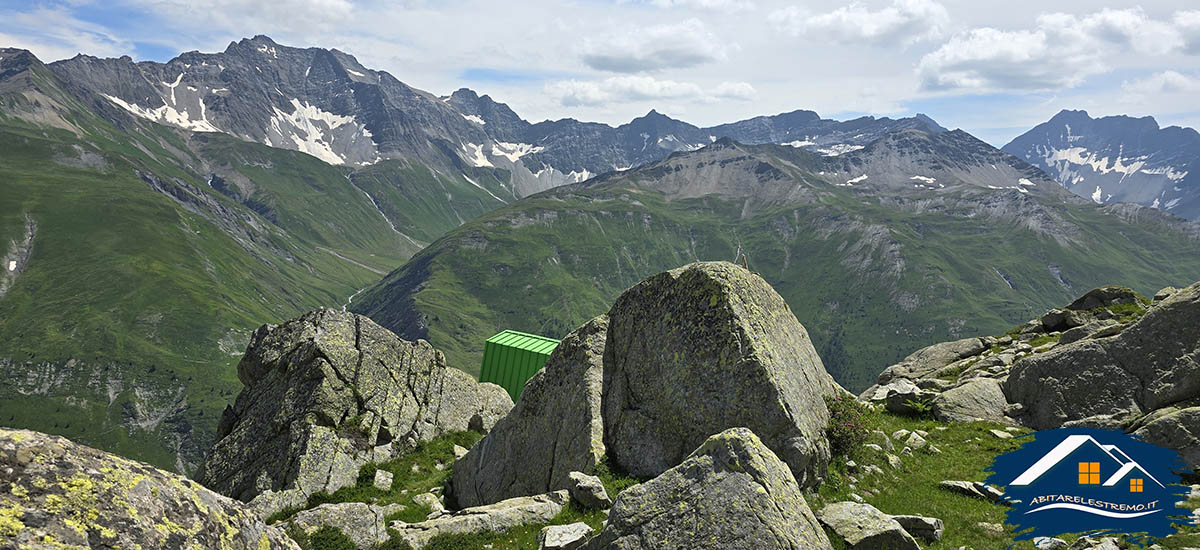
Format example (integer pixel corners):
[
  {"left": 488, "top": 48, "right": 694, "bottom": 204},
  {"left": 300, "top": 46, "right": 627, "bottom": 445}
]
[{"left": 480, "top": 330, "right": 560, "bottom": 401}]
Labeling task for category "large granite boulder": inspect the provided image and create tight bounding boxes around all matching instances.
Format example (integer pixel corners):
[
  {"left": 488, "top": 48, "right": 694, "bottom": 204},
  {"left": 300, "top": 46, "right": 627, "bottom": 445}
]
[
  {"left": 584, "top": 428, "right": 831, "bottom": 550},
  {"left": 1005, "top": 282, "right": 1199, "bottom": 434},
  {"left": 0, "top": 427, "right": 297, "bottom": 549},
  {"left": 932, "top": 378, "right": 1009, "bottom": 423},
  {"left": 198, "top": 308, "right": 513, "bottom": 517},
  {"left": 861, "top": 336, "right": 988, "bottom": 397},
  {"left": 451, "top": 316, "right": 607, "bottom": 508},
  {"left": 602, "top": 262, "right": 841, "bottom": 487}
]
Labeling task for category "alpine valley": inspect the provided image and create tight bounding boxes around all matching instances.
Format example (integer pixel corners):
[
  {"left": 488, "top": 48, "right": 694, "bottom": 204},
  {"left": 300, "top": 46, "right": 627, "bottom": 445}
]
[{"left": 1, "top": 35, "right": 1199, "bottom": 476}]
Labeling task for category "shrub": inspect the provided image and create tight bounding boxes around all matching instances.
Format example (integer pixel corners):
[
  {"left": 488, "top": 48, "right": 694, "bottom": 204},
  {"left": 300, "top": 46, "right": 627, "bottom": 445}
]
[{"left": 824, "top": 393, "right": 874, "bottom": 458}]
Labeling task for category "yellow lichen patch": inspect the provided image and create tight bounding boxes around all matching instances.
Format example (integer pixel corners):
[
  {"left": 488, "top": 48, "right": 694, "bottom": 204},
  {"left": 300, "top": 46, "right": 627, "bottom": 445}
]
[
  {"left": 9, "top": 484, "right": 29, "bottom": 500},
  {"left": 258, "top": 532, "right": 271, "bottom": 550},
  {"left": 0, "top": 502, "right": 26, "bottom": 537}
]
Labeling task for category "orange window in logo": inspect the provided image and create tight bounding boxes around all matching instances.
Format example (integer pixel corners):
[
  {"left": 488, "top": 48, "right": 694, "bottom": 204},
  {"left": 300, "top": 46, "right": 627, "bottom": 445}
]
[
  {"left": 1131, "top": 478, "right": 1144, "bottom": 492},
  {"left": 1078, "top": 462, "right": 1100, "bottom": 484}
]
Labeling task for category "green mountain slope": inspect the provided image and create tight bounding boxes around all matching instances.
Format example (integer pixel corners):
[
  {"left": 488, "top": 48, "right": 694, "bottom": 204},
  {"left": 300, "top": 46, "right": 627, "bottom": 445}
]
[
  {"left": 0, "top": 50, "right": 510, "bottom": 472},
  {"left": 353, "top": 136, "right": 1200, "bottom": 392}
]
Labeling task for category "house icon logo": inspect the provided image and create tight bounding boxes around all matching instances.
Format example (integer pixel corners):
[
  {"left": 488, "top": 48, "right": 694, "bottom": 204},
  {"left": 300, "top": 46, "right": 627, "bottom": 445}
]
[{"left": 986, "top": 428, "right": 1190, "bottom": 541}]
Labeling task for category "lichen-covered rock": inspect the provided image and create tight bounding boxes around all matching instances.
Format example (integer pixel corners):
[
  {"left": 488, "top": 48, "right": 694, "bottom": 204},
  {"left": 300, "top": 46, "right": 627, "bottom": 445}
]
[
  {"left": 1133, "top": 407, "right": 1200, "bottom": 469},
  {"left": 390, "top": 491, "right": 570, "bottom": 549},
  {"left": 198, "top": 308, "right": 513, "bottom": 517},
  {"left": 584, "top": 427, "right": 832, "bottom": 550},
  {"left": 602, "top": 262, "right": 842, "bottom": 486},
  {"left": 1066, "top": 286, "right": 1143, "bottom": 311},
  {"left": 816, "top": 502, "right": 919, "bottom": 550},
  {"left": 932, "top": 378, "right": 1009, "bottom": 423},
  {"left": 0, "top": 428, "right": 298, "bottom": 549},
  {"left": 1005, "top": 282, "right": 1199, "bottom": 437},
  {"left": 451, "top": 316, "right": 607, "bottom": 508},
  {"left": 286, "top": 501, "right": 405, "bottom": 549}
]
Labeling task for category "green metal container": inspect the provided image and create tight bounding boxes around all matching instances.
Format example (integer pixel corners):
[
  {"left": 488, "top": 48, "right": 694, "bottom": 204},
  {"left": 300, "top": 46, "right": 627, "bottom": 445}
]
[{"left": 480, "top": 330, "right": 560, "bottom": 401}]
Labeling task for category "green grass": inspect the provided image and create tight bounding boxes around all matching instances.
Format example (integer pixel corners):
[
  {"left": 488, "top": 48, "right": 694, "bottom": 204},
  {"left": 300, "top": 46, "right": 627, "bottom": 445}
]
[
  {"left": 813, "top": 412, "right": 1200, "bottom": 549},
  {"left": 1026, "top": 333, "right": 1061, "bottom": 348},
  {"left": 269, "top": 431, "right": 483, "bottom": 524}
]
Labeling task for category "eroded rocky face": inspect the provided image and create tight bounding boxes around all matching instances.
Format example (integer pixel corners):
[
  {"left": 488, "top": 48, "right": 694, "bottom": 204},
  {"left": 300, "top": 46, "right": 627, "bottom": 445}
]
[{"left": 197, "top": 308, "right": 512, "bottom": 517}]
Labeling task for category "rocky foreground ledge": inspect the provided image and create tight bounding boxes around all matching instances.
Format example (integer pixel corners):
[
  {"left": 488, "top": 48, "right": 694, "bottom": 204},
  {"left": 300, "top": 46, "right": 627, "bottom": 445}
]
[
  {"left": 862, "top": 281, "right": 1200, "bottom": 469},
  {"left": 3, "top": 263, "right": 1198, "bottom": 549},
  {"left": 0, "top": 427, "right": 297, "bottom": 549}
]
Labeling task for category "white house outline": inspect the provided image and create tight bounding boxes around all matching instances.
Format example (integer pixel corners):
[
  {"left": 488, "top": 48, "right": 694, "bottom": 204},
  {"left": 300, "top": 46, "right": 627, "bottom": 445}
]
[{"left": 1009, "top": 435, "right": 1164, "bottom": 488}]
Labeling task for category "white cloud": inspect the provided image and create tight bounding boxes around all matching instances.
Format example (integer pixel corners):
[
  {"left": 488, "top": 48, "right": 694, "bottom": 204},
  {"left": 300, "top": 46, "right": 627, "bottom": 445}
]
[
  {"left": 712, "top": 81, "right": 756, "bottom": 100},
  {"left": 547, "top": 76, "right": 755, "bottom": 107},
  {"left": 1123, "top": 71, "right": 1200, "bottom": 96},
  {"left": 643, "top": 0, "right": 753, "bottom": 12},
  {"left": 1179, "top": 10, "right": 1200, "bottom": 54},
  {"left": 919, "top": 8, "right": 1186, "bottom": 92},
  {"left": 770, "top": 0, "right": 950, "bottom": 46},
  {"left": 130, "top": 0, "right": 355, "bottom": 36},
  {"left": 0, "top": 6, "right": 133, "bottom": 61},
  {"left": 581, "top": 19, "right": 730, "bottom": 73}
]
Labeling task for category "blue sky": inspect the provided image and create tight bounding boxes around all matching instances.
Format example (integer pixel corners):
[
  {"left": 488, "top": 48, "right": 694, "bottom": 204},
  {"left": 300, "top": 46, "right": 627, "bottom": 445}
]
[{"left": 2, "top": 0, "right": 1199, "bottom": 145}]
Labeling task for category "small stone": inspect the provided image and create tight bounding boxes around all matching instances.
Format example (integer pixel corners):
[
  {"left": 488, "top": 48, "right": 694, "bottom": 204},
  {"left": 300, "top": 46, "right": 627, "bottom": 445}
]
[
  {"left": 374, "top": 469, "right": 394, "bottom": 491},
  {"left": 411, "top": 463, "right": 421, "bottom": 473},
  {"left": 413, "top": 492, "right": 446, "bottom": 514},
  {"left": 886, "top": 454, "right": 903, "bottom": 469},
  {"left": 566, "top": 471, "right": 612, "bottom": 509},
  {"left": 901, "top": 447, "right": 913, "bottom": 456},
  {"left": 892, "top": 429, "right": 911, "bottom": 441},
  {"left": 845, "top": 460, "right": 859, "bottom": 473},
  {"left": 850, "top": 493, "right": 865, "bottom": 503},
  {"left": 904, "top": 432, "right": 928, "bottom": 450},
  {"left": 864, "top": 443, "right": 884, "bottom": 452},
  {"left": 989, "top": 429, "right": 1013, "bottom": 439},
  {"left": 915, "top": 430, "right": 928, "bottom": 438},
  {"left": 538, "top": 522, "right": 592, "bottom": 550},
  {"left": 435, "top": 462, "right": 446, "bottom": 471},
  {"left": 1034, "top": 537, "right": 1068, "bottom": 549},
  {"left": 871, "top": 430, "right": 894, "bottom": 451},
  {"left": 453, "top": 445, "right": 469, "bottom": 459},
  {"left": 890, "top": 514, "right": 944, "bottom": 542},
  {"left": 927, "top": 445, "right": 942, "bottom": 454},
  {"left": 935, "top": 426, "right": 948, "bottom": 431},
  {"left": 975, "top": 522, "right": 1005, "bottom": 536}
]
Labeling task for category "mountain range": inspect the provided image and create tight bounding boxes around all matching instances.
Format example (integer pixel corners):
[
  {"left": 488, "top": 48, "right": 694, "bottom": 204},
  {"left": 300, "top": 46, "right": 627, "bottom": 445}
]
[
  {"left": 1004, "top": 109, "right": 1200, "bottom": 220},
  {"left": 1, "top": 35, "right": 1199, "bottom": 474}
]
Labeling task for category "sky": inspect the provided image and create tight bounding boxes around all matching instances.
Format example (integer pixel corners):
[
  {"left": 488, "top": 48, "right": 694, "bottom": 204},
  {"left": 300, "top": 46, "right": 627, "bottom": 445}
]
[{"left": 2, "top": 0, "right": 1200, "bottom": 146}]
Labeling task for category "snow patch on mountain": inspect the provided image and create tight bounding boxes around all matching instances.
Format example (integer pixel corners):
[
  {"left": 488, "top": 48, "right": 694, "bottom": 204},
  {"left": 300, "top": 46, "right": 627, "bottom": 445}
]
[
  {"left": 462, "top": 114, "right": 485, "bottom": 125},
  {"left": 102, "top": 94, "right": 221, "bottom": 133},
  {"left": 817, "top": 144, "right": 865, "bottom": 156},
  {"left": 264, "top": 99, "right": 375, "bottom": 165},
  {"left": 462, "top": 143, "right": 493, "bottom": 167},
  {"left": 490, "top": 141, "right": 543, "bottom": 163},
  {"left": 910, "top": 175, "right": 936, "bottom": 184},
  {"left": 783, "top": 140, "right": 816, "bottom": 148}
]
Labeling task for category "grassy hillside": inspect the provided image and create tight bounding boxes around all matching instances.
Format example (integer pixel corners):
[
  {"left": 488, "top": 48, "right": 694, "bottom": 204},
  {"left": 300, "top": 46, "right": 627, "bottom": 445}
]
[
  {"left": 354, "top": 145, "right": 1200, "bottom": 392},
  {"left": 0, "top": 63, "right": 513, "bottom": 472}
]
